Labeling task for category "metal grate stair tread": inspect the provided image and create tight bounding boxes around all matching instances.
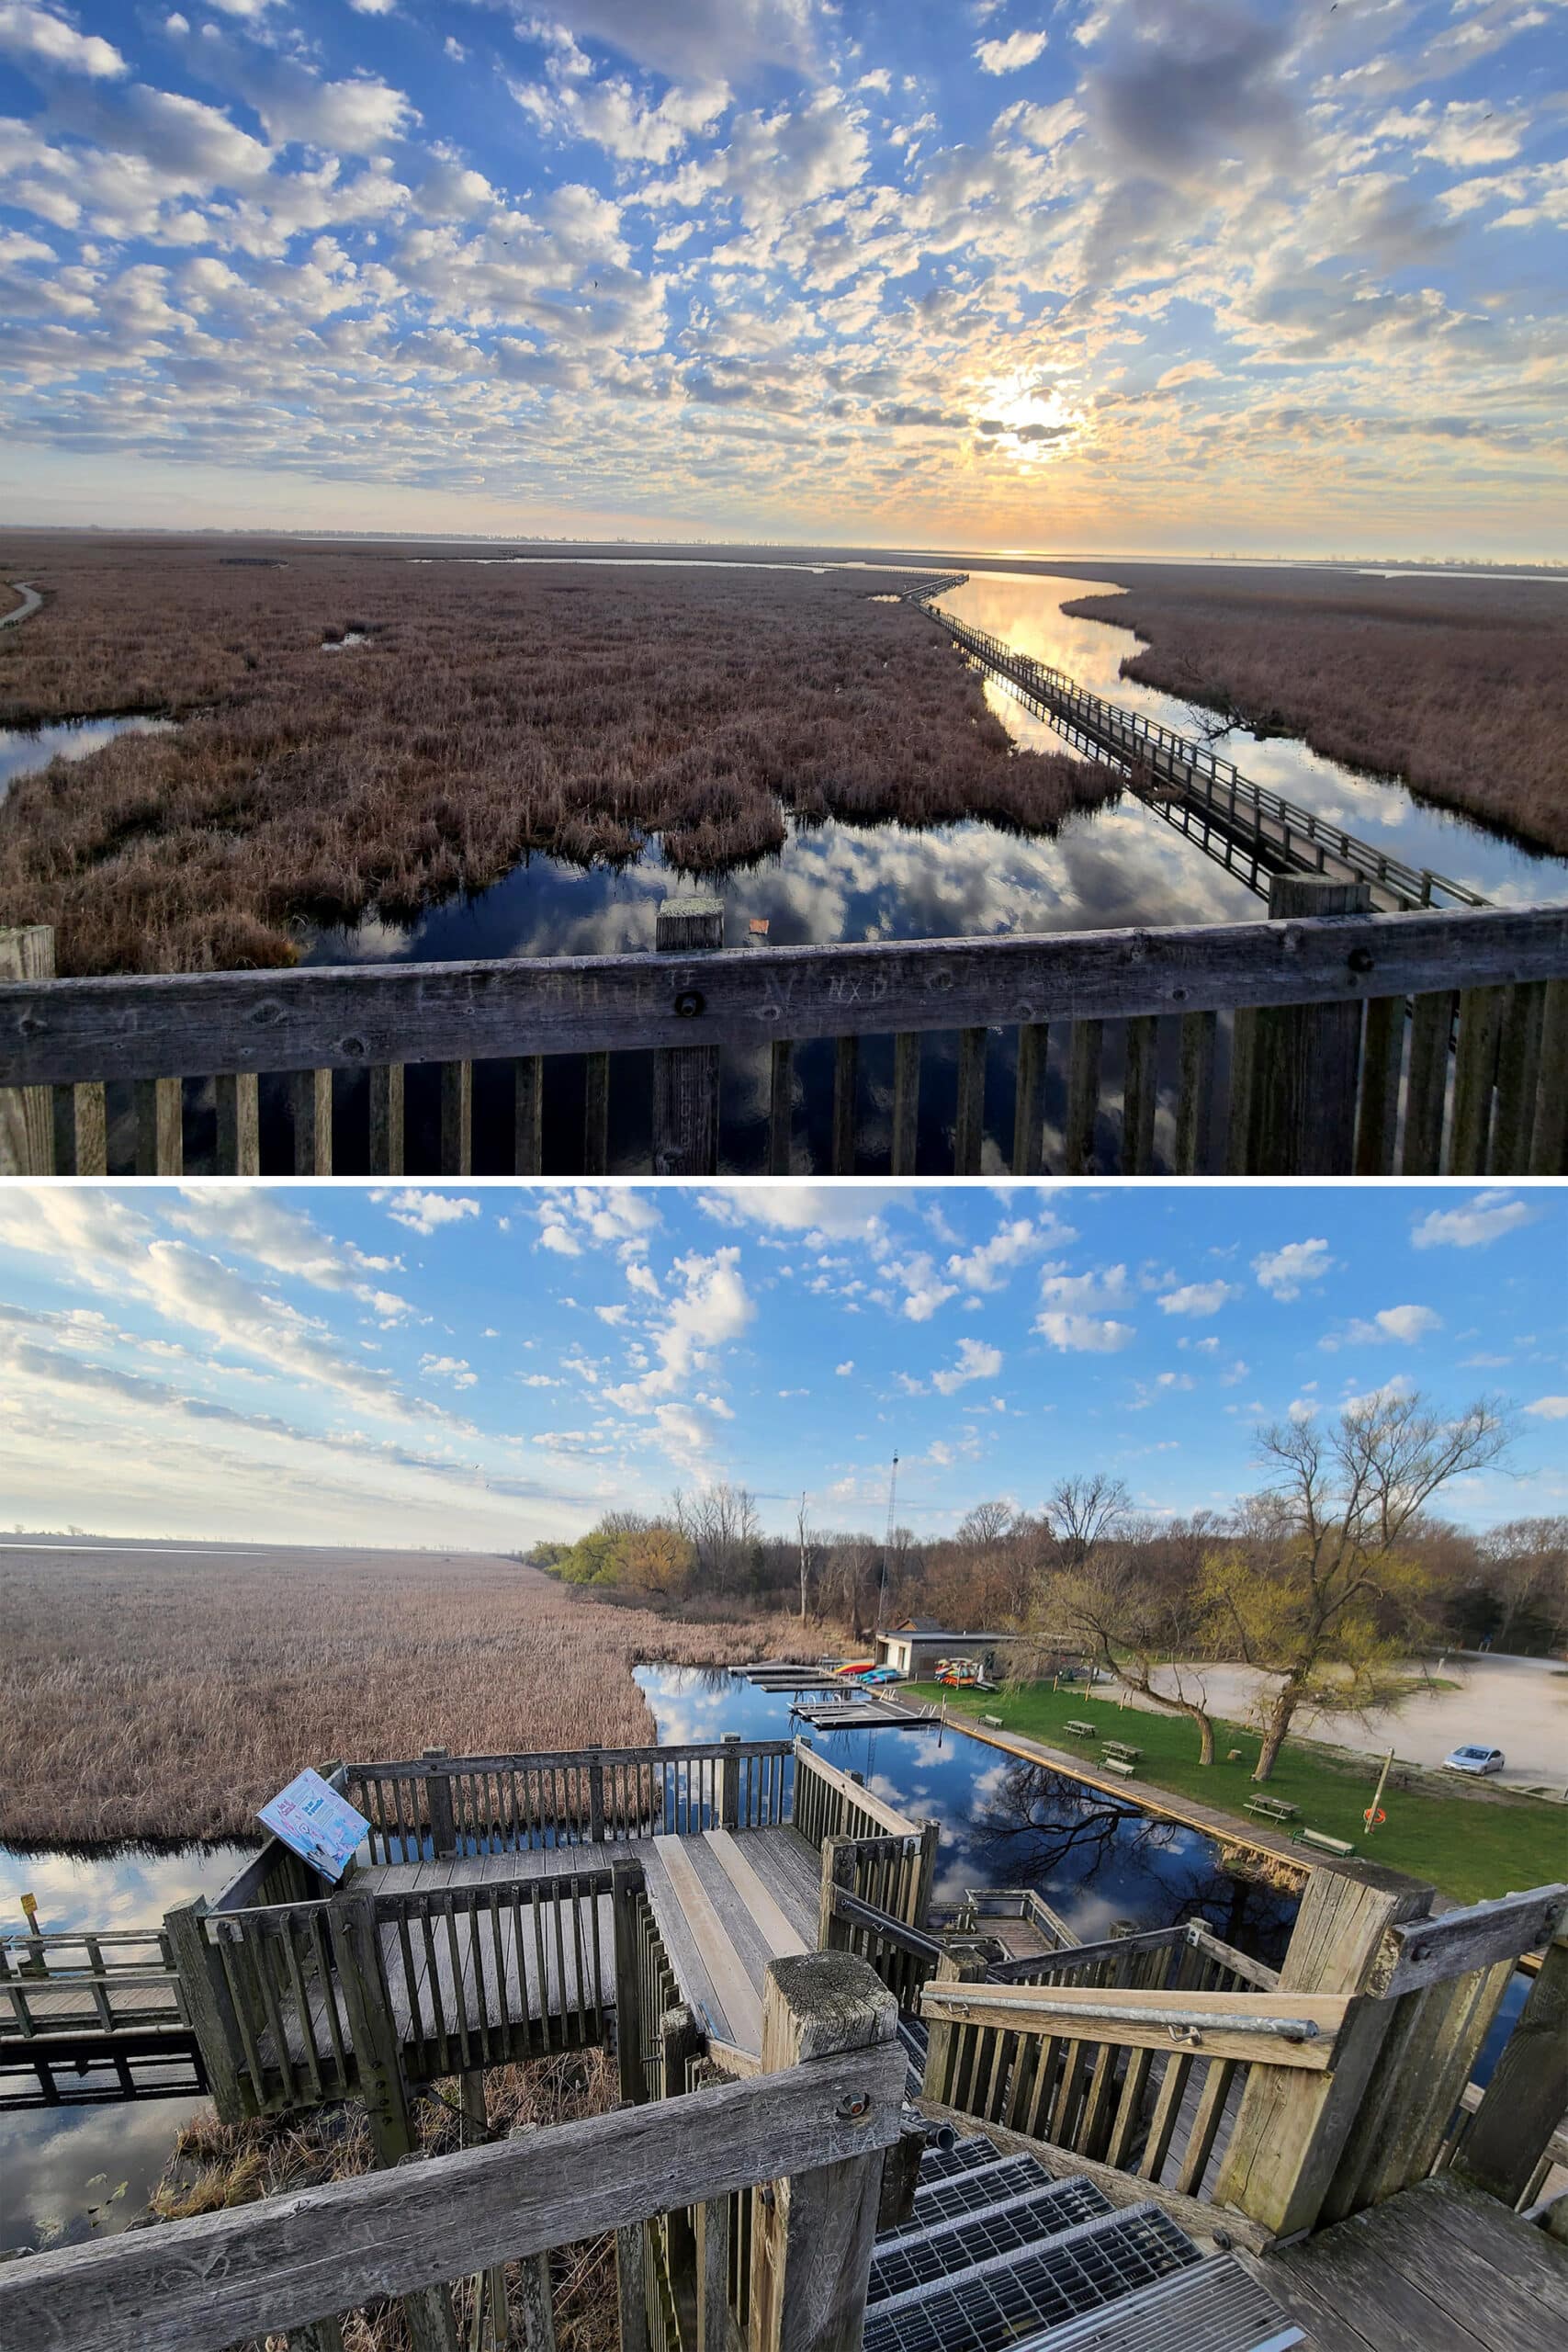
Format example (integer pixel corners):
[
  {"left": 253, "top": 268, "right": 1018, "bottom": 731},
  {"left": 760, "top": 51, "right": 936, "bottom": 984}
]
[
  {"left": 869, "top": 2177, "right": 1113, "bottom": 2302},
  {"left": 862, "top": 2199, "right": 1200, "bottom": 2350},
  {"left": 1004, "top": 2255, "right": 1303, "bottom": 2352},
  {"left": 908, "top": 2132, "right": 1010, "bottom": 2184},
  {"left": 882, "top": 2155, "right": 1098, "bottom": 2245}
]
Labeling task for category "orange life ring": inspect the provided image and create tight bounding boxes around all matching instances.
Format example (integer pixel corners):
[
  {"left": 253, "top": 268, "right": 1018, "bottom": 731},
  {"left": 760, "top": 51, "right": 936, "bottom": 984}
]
[{"left": 1364, "top": 1806, "right": 1386, "bottom": 1827}]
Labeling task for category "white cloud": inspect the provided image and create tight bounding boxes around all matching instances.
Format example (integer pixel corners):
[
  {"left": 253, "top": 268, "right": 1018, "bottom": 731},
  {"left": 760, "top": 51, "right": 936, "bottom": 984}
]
[
  {"left": 1039, "top": 1263, "right": 1133, "bottom": 1313},
  {"left": 1253, "top": 1239, "right": 1334, "bottom": 1299},
  {"left": 0, "top": 3, "right": 126, "bottom": 78},
  {"left": 1411, "top": 1192, "right": 1535, "bottom": 1250},
  {"left": 835, "top": 1359, "right": 855, "bottom": 1375},
  {"left": 1035, "top": 1313, "right": 1135, "bottom": 1354},
  {"left": 1525, "top": 1396, "right": 1568, "bottom": 1420},
  {"left": 372, "top": 1189, "right": 480, "bottom": 1236},
  {"left": 932, "top": 1336, "right": 1003, "bottom": 1394},
  {"left": 1327, "top": 1304, "right": 1444, "bottom": 1349},
  {"left": 420, "top": 1352, "right": 478, "bottom": 1389},
  {"left": 946, "top": 1213, "right": 1074, "bottom": 1292},
  {"left": 975, "top": 29, "right": 1048, "bottom": 75},
  {"left": 1157, "top": 1280, "right": 1237, "bottom": 1317}
]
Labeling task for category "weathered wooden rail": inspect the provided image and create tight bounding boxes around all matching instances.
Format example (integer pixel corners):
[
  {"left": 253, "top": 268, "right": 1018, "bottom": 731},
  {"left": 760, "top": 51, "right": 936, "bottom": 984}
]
[
  {"left": 6, "top": 892, "right": 1564, "bottom": 1175},
  {"left": 919, "top": 598, "right": 1491, "bottom": 915},
  {"left": 0, "top": 1924, "right": 205, "bottom": 2109}
]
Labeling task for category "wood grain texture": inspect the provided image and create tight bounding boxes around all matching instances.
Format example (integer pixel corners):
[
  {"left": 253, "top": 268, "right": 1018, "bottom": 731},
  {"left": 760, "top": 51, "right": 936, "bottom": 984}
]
[
  {"left": 1, "top": 2029, "right": 906, "bottom": 2352},
  {"left": 7, "top": 908, "right": 1565, "bottom": 1085},
  {"left": 1453, "top": 1931, "right": 1568, "bottom": 2206},
  {"left": 1379, "top": 1884, "right": 1567, "bottom": 1996}
]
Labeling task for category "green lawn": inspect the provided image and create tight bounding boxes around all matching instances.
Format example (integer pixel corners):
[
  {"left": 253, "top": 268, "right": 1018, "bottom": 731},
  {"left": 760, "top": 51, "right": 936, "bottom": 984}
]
[{"left": 908, "top": 1680, "right": 1566, "bottom": 1906}]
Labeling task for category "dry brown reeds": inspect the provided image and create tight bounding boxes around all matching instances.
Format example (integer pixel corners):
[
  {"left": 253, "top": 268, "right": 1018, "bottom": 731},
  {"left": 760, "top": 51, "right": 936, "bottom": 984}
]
[
  {"left": 153, "top": 2049, "right": 621, "bottom": 2351},
  {"left": 0, "top": 534, "right": 1118, "bottom": 976},
  {"left": 1061, "top": 566, "right": 1568, "bottom": 857},
  {"left": 0, "top": 1544, "right": 814, "bottom": 1847}
]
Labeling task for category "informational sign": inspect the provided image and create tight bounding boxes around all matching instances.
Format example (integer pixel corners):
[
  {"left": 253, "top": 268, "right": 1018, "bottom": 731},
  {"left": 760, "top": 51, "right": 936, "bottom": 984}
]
[{"left": 257, "top": 1769, "right": 369, "bottom": 1885}]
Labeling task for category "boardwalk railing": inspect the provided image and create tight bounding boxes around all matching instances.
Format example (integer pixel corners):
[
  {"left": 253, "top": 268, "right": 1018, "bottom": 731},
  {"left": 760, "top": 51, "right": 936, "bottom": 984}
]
[
  {"left": 920, "top": 1874, "right": 1568, "bottom": 2238},
  {"left": 920, "top": 603, "right": 1489, "bottom": 914},
  {"left": 791, "top": 1739, "right": 927, "bottom": 1860},
  {"left": 0, "top": 1951, "right": 907, "bottom": 2352},
  {"left": 0, "top": 1923, "right": 185, "bottom": 2043},
  {"left": 7, "top": 899, "right": 1565, "bottom": 1175},
  {"left": 344, "top": 1738, "right": 794, "bottom": 1861}
]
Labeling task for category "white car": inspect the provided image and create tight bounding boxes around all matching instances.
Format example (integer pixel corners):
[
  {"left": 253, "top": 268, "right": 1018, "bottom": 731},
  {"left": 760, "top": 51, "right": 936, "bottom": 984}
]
[{"left": 1442, "top": 1744, "right": 1506, "bottom": 1776}]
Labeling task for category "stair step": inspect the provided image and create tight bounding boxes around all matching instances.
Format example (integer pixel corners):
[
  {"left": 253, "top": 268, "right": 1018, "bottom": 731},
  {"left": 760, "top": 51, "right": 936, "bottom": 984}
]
[
  {"left": 881, "top": 2154, "right": 1092, "bottom": 2245},
  {"left": 1010, "top": 2255, "right": 1303, "bottom": 2352},
  {"left": 910, "top": 2133, "right": 1014, "bottom": 2185},
  {"left": 870, "top": 2177, "right": 1113, "bottom": 2302},
  {"left": 861, "top": 2202, "right": 1201, "bottom": 2352}
]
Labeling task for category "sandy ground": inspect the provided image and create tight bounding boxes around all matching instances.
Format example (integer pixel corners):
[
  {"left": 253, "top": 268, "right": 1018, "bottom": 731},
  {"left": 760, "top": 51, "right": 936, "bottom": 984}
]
[{"left": 1107, "top": 1650, "right": 1568, "bottom": 1795}]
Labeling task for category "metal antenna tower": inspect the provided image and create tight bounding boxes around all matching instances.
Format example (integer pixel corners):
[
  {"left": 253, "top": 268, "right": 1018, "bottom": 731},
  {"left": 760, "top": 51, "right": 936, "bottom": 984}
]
[{"left": 876, "top": 1452, "right": 898, "bottom": 1632}]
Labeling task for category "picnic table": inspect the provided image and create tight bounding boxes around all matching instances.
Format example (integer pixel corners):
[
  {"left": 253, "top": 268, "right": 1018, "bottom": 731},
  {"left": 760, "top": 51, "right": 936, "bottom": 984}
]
[
  {"left": 1102, "top": 1740, "right": 1142, "bottom": 1761},
  {"left": 1062, "top": 1720, "right": 1099, "bottom": 1737},
  {"left": 1244, "top": 1794, "right": 1299, "bottom": 1822}
]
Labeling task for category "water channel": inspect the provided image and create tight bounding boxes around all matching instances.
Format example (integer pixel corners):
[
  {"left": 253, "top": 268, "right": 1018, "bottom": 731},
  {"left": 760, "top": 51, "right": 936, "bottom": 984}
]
[{"left": 0, "top": 1676, "right": 1531, "bottom": 2252}]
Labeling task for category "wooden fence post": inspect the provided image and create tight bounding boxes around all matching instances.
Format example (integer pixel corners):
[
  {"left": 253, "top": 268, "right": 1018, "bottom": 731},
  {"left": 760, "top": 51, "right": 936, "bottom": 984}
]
[
  {"left": 616, "top": 2222, "right": 650, "bottom": 2352},
  {"left": 653, "top": 895, "right": 722, "bottom": 1174},
  {"left": 331, "top": 1892, "right": 415, "bottom": 2165},
  {"left": 749, "top": 1953, "right": 898, "bottom": 2352},
  {"left": 1213, "top": 1863, "right": 1430, "bottom": 2238},
  {"left": 1246, "top": 876, "right": 1372, "bottom": 1173},
  {"left": 818, "top": 1838, "right": 858, "bottom": 1952},
  {"left": 587, "top": 1747, "right": 606, "bottom": 1844},
  {"left": 423, "top": 1748, "right": 456, "bottom": 1857},
  {"left": 612, "top": 1860, "right": 647, "bottom": 2105},
  {"left": 914, "top": 1820, "right": 941, "bottom": 1930},
  {"left": 164, "top": 1897, "right": 246, "bottom": 2122},
  {"left": 0, "top": 925, "right": 53, "bottom": 1173},
  {"left": 919, "top": 1945, "right": 989, "bottom": 2112},
  {"left": 1452, "top": 1928, "right": 1568, "bottom": 2207},
  {"left": 660, "top": 2006, "right": 702, "bottom": 2340},
  {"left": 720, "top": 1734, "right": 741, "bottom": 1831}
]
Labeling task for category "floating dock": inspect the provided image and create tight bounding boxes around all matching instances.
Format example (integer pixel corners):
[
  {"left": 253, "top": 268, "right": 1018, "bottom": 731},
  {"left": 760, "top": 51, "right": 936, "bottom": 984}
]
[{"left": 790, "top": 1696, "right": 935, "bottom": 1731}]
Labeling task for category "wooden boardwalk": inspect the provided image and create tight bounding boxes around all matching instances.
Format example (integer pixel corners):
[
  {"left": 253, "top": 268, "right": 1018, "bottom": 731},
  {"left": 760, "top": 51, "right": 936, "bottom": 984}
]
[
  {"left": 294, "top": 1826, "right": 825, "bottom": 2069},
  {"left": 1246, "top": 2174, "right": 1568, "bottom": 2350}
]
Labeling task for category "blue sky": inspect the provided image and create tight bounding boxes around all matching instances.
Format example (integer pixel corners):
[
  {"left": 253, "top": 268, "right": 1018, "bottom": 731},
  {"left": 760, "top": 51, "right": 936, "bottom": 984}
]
[
  {"left": 2, "top": 2, "right": 1565, "bottom": 553},
  {"left": 2, "top": 1181, "right": 1562, "bottom": 1548}
]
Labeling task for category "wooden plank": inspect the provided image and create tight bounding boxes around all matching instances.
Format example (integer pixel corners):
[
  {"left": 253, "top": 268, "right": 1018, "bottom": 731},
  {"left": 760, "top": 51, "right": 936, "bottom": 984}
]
[
  {"left": 1402, "top": 989, "right": 1452, "bottom": 1172},
  {"left": 62, "top": 1080, "right": 108, "bottom": 1175},
  {"left": 1011, "top": 1020, "right": 1045, "bottom": 1175},
  {"left": 135, "top": 1075, "right": 183, "bottom": 1175},
  {"left": 1450, "top": 985, "right": 1505, "bottom": 1173},
  {"left": 889, "top": 1032, "right": 919, "bottom": 1174},
  {"left": 767, "top": 1039, "right": 793, "bottom": 1175},
  {"left": 953, "top": 1025, "right": 986, "bottom": 1173},
  {"left": 1453, "top": 1930, "right": 1568, "bottom": 2207},
  {"left": 1379, "top": 1885, "right": 1567, "bottom": 1996},
  {"left": 1490, "top": 978, "right": 1546, "bottom": 1173},
  {"left": 1063, "top": 1017, "right": 1100, "bottom": 1170},
  {"left": 1264, "top": 2222, "right": 1495, "bottom": 2351},
  {"left": 654, "top": 898, "right": 723, "bottom": 1176},
  {"left": 1173, "top": 1007, "right": 1214, "bottom": 1174},
  {"left": 1120, "top": 1013, "right": 1157, "bottom": 1173},
  {"left": 1327, "top": 2175, "right": 1568, "bottom": 2348},
  {"left": 831, "top": 1035, "right": 857, "bottom": 1174},
  {"left": 214, "top": 1073, "right": 260, "bottom": 1175},
  {"left": 439, "top": 1062, "right": 472, "bottom": 1176},
  {"left": 581, "top": 1053, "right": 608, "bottom": 1175},
  {"left": 917, "top": 1981, "right": 1351, "bottom": 2068},
  {"left": 0, "top": 1999, "right": 907, "bottom": 2352},
  {"left": 370, "top": 1063, "right": 405, "bottom": 1176},
  {"left": 705, "top": 1831, "right": 807, "bottom": 1963},
  {"left": 7, "top": 907, "right": 1564, "bottom": 1086},
  {"left": 291, "top": 1068, "right": 331, "bottom": 1175},
  {"left": 0, "top": 925, "right": 53, "bottom": 1173},
  {"left": 1354, "top": 997, "right": 1404, "bottom": 1175},
  {"left": 512, "top": 1056, "right": 541, "bottom": 1176},
  {"left": 1247, "top": 876, "right": 1371, "bottom": 1173},
  {"left": 655, "top": 1837, "right": 763, "bottom": 2053},
  {"left": 1529, "top": 976, "right": 1568, "bottom": 1173}
]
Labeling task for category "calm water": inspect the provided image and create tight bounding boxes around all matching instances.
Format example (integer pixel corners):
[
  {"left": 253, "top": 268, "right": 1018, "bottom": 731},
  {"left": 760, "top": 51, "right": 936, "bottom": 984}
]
[
  {"left": 942, "top": 571, "right": 1568, "bottom": 909},
  {"left": 0, "top": 715, "right": 175, "bottom": 804},
  {"left": 0, "top": 1842, "right": 252, "bottom": 2252}
]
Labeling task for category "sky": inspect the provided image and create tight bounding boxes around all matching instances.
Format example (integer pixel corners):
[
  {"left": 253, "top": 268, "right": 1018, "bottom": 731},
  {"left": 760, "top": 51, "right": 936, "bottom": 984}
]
[
  {"left": 1, "top": 3, "right": 1565, "bottom": 555},
  {"left": 2, "top": 1180, "right": 1562, "bottom": 1550}
]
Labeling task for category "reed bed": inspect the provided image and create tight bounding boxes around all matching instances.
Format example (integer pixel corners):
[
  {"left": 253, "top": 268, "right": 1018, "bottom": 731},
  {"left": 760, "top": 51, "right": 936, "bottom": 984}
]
[
  {"left": 153, "top": 2049, "right": 621, "bottom": 2352},
  {"left": 1062, "top": 566, "right": 1568, "bottom": 856},
  {"left": 0, "top": 1544, "right": 807, "bottom": 1847},
  {"left": 0, "top": 534, "right": 1118, "bottom": 976}
]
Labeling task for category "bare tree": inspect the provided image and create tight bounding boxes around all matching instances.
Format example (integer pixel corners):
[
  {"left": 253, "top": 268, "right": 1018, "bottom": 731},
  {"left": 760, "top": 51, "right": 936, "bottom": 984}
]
[
  {"left": 1043, "top": 1474, "right": 1132, "bottom": 1570},
  {"left": 1477, "top": 1516, "right": 1568, "bottom": 1652},
  {"left": 671, "top": 1482, "right": 761, "bottom": 1600},
  {"left": 1045, "top": 1518, "right": 1222, "bottom": 1763},
  {"left": 1206, "top": 1391, "right": 1513, "bottom": 1782},
  {"left": 795, "top": 1493, "right": 824, "bottom": 1623}
]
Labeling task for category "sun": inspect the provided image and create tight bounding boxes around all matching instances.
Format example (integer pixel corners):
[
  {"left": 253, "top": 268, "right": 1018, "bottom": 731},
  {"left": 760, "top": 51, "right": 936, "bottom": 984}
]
[{"left": 975, "top": 373, "right": 1087, "bottom": 463}]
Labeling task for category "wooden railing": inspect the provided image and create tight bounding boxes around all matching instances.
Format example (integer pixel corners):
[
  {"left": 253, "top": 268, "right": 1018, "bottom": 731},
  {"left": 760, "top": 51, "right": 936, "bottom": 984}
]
[
  {"left": 922, "top": 604, "right": 1488, "bottom": 913},
  {"left": 919, "top": 1873, "right": 1568, "bottom": 2237},
  {"left": 7, "top": 899, "right": 1566, "bottom": 1175},
  {"left": 0, "top": 1951, "right": 908, "bottom": 2352},
  {"left": 819, "top": 1833, "right": 942, "bottom": 2011},
  {"left": 344, "top": 1738, "right": 794, "bottom": 1860},
  {"left": 791, "top": 1739, "right": 927, "bottom": 1861},
  {"left": 0, "top": 1924, "right": 186, "bottom": 2041}
]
